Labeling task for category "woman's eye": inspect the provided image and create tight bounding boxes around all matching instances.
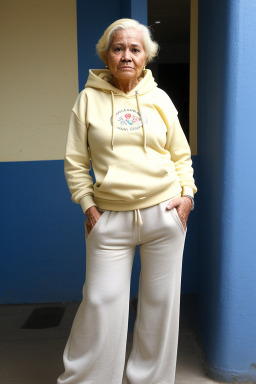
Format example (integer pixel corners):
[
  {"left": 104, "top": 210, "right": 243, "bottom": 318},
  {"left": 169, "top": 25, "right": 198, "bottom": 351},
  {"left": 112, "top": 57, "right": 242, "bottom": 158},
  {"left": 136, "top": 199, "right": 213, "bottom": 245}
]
[
  {"left": 132, "top": 48, "right": 139, "bottom": 53},
  {"left": 114, "top": 47, "right": 122, "bottom": 52}
]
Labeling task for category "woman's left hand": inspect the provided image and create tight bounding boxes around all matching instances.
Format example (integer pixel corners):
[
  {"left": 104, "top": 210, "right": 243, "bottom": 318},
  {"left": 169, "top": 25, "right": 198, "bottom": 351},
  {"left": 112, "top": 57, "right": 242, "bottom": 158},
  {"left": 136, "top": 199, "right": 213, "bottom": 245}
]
[{"left": 166, "top": 197, "right": 192, "bottom": 231}]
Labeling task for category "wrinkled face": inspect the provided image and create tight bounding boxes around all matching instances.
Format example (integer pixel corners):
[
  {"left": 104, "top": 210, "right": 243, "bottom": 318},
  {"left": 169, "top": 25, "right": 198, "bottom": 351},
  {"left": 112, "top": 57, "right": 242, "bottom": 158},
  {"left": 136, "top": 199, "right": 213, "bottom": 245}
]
[{"left": 107, "top": 28, "right": 147, "bottom": 82}]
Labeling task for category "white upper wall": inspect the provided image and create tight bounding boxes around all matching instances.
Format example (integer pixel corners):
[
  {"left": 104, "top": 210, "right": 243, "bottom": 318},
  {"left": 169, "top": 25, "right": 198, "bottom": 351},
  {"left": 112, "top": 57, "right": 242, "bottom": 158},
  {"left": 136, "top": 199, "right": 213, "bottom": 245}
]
[{"left": 0, "top": 0, "right": 78, "bottom": 161}]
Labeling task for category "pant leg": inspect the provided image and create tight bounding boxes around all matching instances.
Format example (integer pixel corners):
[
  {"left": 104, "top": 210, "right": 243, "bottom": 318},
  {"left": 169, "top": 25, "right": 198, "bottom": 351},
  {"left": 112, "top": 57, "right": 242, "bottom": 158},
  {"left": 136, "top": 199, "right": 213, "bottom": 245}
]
[
  {"left": 57, "top": 210, "right": 136, "bottom": 384},
  {"left": 126, "top": 201, "right": 186, "bottom": 384}
]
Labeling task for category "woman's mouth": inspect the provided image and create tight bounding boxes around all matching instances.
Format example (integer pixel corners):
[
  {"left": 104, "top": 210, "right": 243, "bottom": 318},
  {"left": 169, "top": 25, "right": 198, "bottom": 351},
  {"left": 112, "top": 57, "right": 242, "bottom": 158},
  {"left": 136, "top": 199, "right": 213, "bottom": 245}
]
[{"left": 119, "top": 66, "right": 134, "bottom": 70}]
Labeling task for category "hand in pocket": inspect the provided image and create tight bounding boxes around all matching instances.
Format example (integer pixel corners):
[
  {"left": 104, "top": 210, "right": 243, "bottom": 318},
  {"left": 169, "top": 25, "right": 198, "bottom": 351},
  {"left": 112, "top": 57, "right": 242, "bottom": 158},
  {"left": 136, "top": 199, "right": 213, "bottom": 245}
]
[
  {"left": 85, "top": 206, "right": 102, "bottom": 236},
  {"left": 166, "top": 196, "right": 192, "bottom": 231}
]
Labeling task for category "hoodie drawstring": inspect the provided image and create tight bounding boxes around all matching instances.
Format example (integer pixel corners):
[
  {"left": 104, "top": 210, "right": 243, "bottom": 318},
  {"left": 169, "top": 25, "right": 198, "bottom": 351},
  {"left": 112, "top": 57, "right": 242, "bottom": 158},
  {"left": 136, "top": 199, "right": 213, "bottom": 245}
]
[
  {"left": 111, "top": 91, "right": 115, "bottom": 149},
  {"left": 134, "top": 209, "right": 143, "bottom": 242},
  {"left": 110, "top": 90, "right": 147, "bottom": 152},
  {"left": 135, "top": 91, "right": 147, "bottom": 153}
]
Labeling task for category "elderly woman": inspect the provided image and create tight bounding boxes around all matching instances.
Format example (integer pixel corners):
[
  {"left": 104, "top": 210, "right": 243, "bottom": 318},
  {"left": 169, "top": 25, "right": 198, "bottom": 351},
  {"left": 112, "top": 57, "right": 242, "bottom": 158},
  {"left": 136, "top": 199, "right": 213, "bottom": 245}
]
[{"left": 57, "top": 18, "right": 197, "bottom": 384}]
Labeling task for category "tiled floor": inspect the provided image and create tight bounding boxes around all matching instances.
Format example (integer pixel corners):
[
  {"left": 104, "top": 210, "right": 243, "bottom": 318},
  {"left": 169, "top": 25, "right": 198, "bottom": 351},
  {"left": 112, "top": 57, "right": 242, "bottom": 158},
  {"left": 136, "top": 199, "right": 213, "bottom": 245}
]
[{"left": 0, "top": 295, "right": 222, "bottom": 384}]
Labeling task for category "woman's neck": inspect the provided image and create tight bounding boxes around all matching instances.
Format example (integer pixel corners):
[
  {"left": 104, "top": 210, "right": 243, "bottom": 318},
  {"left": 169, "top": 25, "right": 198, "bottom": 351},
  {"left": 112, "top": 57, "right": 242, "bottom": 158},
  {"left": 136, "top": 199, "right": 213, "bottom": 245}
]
[{"left": 111, "top": 77, "right": 139, "bottom": 94}]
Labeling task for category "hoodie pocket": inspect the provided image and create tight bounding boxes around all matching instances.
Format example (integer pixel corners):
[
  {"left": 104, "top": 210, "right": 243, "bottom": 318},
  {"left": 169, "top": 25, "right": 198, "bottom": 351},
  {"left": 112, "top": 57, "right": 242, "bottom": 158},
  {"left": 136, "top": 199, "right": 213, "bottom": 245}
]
[{"left": 94, "top": 159, "right": 177, "bottom": 201}]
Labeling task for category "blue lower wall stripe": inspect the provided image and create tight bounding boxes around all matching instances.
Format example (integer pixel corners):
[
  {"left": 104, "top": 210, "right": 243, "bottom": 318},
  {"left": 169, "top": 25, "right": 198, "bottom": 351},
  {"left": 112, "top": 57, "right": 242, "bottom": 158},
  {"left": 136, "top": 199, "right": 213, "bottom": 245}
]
[
  {"left": 0, "top": 156, "right": 199, "bottom": 304},
  {"left": 0, "top": 160, "right": 85, "bottom": 304}
]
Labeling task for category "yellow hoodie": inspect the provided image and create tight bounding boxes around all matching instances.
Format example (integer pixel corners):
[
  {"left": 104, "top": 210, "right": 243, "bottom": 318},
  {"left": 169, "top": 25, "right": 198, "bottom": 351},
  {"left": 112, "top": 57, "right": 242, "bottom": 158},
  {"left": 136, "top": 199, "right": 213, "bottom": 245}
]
[{"left": 64, "top": 69, "right": 197, "bottom": 213}]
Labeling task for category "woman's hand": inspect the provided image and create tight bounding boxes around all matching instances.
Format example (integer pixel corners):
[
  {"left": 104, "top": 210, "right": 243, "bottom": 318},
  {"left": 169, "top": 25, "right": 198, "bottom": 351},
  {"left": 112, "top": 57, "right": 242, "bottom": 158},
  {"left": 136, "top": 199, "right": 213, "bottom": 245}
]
[
  {"left": 85, "top": 206, "right": 102, "bottom": 236},
  {"left": 166, "top": 197, "right": 192, "bottom": 231}
]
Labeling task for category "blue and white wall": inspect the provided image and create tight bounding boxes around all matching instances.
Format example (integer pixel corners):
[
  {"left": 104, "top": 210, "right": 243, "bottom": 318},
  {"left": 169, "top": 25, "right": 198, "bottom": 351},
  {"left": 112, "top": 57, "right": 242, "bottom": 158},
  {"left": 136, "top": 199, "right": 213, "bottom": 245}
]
[
  {"left": 0, "top": 0, "right": 81, "bottom": 303},
  {"left": 2, "top": 0, "right": 256, "bottom": 382},
  {"left": 0, "top": 0, "right": 199, "bottom": 304}
]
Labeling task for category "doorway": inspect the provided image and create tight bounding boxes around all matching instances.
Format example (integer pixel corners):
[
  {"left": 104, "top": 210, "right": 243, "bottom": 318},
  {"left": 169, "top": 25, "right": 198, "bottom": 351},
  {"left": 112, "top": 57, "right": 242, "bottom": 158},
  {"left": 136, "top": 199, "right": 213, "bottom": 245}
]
[{"left": 148, "top": 0, "right": 198, "bottom": 153}]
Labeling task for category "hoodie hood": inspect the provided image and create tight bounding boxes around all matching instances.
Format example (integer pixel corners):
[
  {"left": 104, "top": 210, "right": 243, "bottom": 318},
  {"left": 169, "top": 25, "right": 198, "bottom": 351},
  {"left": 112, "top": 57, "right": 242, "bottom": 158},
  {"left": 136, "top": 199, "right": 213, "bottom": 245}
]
[
  {"left": 85, "top": 69, "right": 157, "bottom": 152},
  {"left": 85, "top": 69, "right": 157, "bottom": 96}
]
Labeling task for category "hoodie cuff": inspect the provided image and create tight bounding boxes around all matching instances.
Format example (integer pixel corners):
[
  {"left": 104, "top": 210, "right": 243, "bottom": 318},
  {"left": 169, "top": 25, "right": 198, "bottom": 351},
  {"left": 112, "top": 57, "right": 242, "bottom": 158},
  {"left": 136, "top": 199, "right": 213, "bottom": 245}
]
[
  {"left": 80, "top": 195, "right": 96, "bottom": 214},
  {"left": 182, "top": 186, "right": 194, "bottom": 197}
]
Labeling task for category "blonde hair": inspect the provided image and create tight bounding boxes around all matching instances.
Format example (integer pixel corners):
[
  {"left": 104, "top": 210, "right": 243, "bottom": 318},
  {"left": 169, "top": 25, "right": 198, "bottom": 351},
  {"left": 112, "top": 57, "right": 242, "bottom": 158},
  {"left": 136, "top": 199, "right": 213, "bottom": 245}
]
[{"left": 96, "top": 18, "right": 159, "bottom": 65}]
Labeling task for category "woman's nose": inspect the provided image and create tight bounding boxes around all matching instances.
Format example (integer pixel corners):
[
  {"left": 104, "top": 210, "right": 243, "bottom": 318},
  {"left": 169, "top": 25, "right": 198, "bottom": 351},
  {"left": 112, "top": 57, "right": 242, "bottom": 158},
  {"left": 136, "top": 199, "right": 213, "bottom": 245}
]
[{"left": 122, "top": 49, "right": 132, "bottom": 61}]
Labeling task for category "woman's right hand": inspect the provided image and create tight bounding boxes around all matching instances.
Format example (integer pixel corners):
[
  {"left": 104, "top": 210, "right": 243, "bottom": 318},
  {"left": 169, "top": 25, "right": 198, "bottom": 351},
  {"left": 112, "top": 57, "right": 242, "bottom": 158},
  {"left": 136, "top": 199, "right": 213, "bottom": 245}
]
[{"left": 85, "top": 206, "right": 102, "bottom": 236}]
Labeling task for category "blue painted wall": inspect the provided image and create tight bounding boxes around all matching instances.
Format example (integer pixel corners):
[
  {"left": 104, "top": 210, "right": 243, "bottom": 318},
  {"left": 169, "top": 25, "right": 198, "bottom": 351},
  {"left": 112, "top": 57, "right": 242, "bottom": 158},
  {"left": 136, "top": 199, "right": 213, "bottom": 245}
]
[
  {"left": 0, "top": 161, "right": 86, "bottom": 303},
  {"left": 76, "top": 0, "right": 121, "bottom": 90},
  {"left": 0, "top": 0, "right": 199, "bottom": 304},
  {"left": 198, "top": 0, "right": 256, "bottom": 381},
  {"left": 121, "top": 0, "right": 148, "bottom": 25},
  {"left": 0, "top": 158, "right": 199, "bottom": 304}
]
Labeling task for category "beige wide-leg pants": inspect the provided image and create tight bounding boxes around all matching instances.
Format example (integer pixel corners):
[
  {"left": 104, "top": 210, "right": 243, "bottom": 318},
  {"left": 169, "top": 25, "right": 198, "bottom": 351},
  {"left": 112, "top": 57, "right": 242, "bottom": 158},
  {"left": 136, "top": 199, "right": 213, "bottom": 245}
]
[{"left": 57, "top": 200, "right": 186, "bottom": 384}]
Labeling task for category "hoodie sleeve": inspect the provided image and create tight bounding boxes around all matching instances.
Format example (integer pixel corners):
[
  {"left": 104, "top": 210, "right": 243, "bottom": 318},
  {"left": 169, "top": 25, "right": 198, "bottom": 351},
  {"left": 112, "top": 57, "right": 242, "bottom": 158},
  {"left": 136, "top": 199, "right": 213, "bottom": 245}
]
[
  {"left": 165, "top": 114, "right": 197, "bottom": 196},
  {"left": 64, "top": 92, "right": 96, "bottom": 213}
]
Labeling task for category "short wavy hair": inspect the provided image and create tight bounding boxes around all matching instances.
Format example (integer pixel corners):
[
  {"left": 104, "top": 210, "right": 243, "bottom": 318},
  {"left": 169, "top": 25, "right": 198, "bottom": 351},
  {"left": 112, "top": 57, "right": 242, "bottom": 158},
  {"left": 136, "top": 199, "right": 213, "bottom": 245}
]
[{"left": 96, "top": 18, "right": 159, "bottom": 65}]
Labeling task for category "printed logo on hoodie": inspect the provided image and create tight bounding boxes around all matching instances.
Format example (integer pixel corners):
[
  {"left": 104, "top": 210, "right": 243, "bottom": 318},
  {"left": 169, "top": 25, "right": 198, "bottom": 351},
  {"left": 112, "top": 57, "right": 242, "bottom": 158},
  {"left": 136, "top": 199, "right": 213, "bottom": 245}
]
[{"left": 112, "top": 108, "right": 148, "bottom": 132}]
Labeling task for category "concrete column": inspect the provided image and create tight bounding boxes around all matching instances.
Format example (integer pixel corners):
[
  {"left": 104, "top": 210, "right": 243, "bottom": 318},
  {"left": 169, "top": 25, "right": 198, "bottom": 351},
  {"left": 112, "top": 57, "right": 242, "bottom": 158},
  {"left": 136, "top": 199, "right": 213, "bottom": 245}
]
[{"left": 198, "top": 0, "right": 256, "bottom": 382}]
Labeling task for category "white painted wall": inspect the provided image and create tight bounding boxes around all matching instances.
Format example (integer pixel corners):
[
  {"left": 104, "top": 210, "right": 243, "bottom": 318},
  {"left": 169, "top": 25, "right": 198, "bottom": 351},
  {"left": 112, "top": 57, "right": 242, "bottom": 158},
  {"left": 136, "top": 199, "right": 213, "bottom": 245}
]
[{"left": 0, "top": 0, "right": 78, "bottom": 161}]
